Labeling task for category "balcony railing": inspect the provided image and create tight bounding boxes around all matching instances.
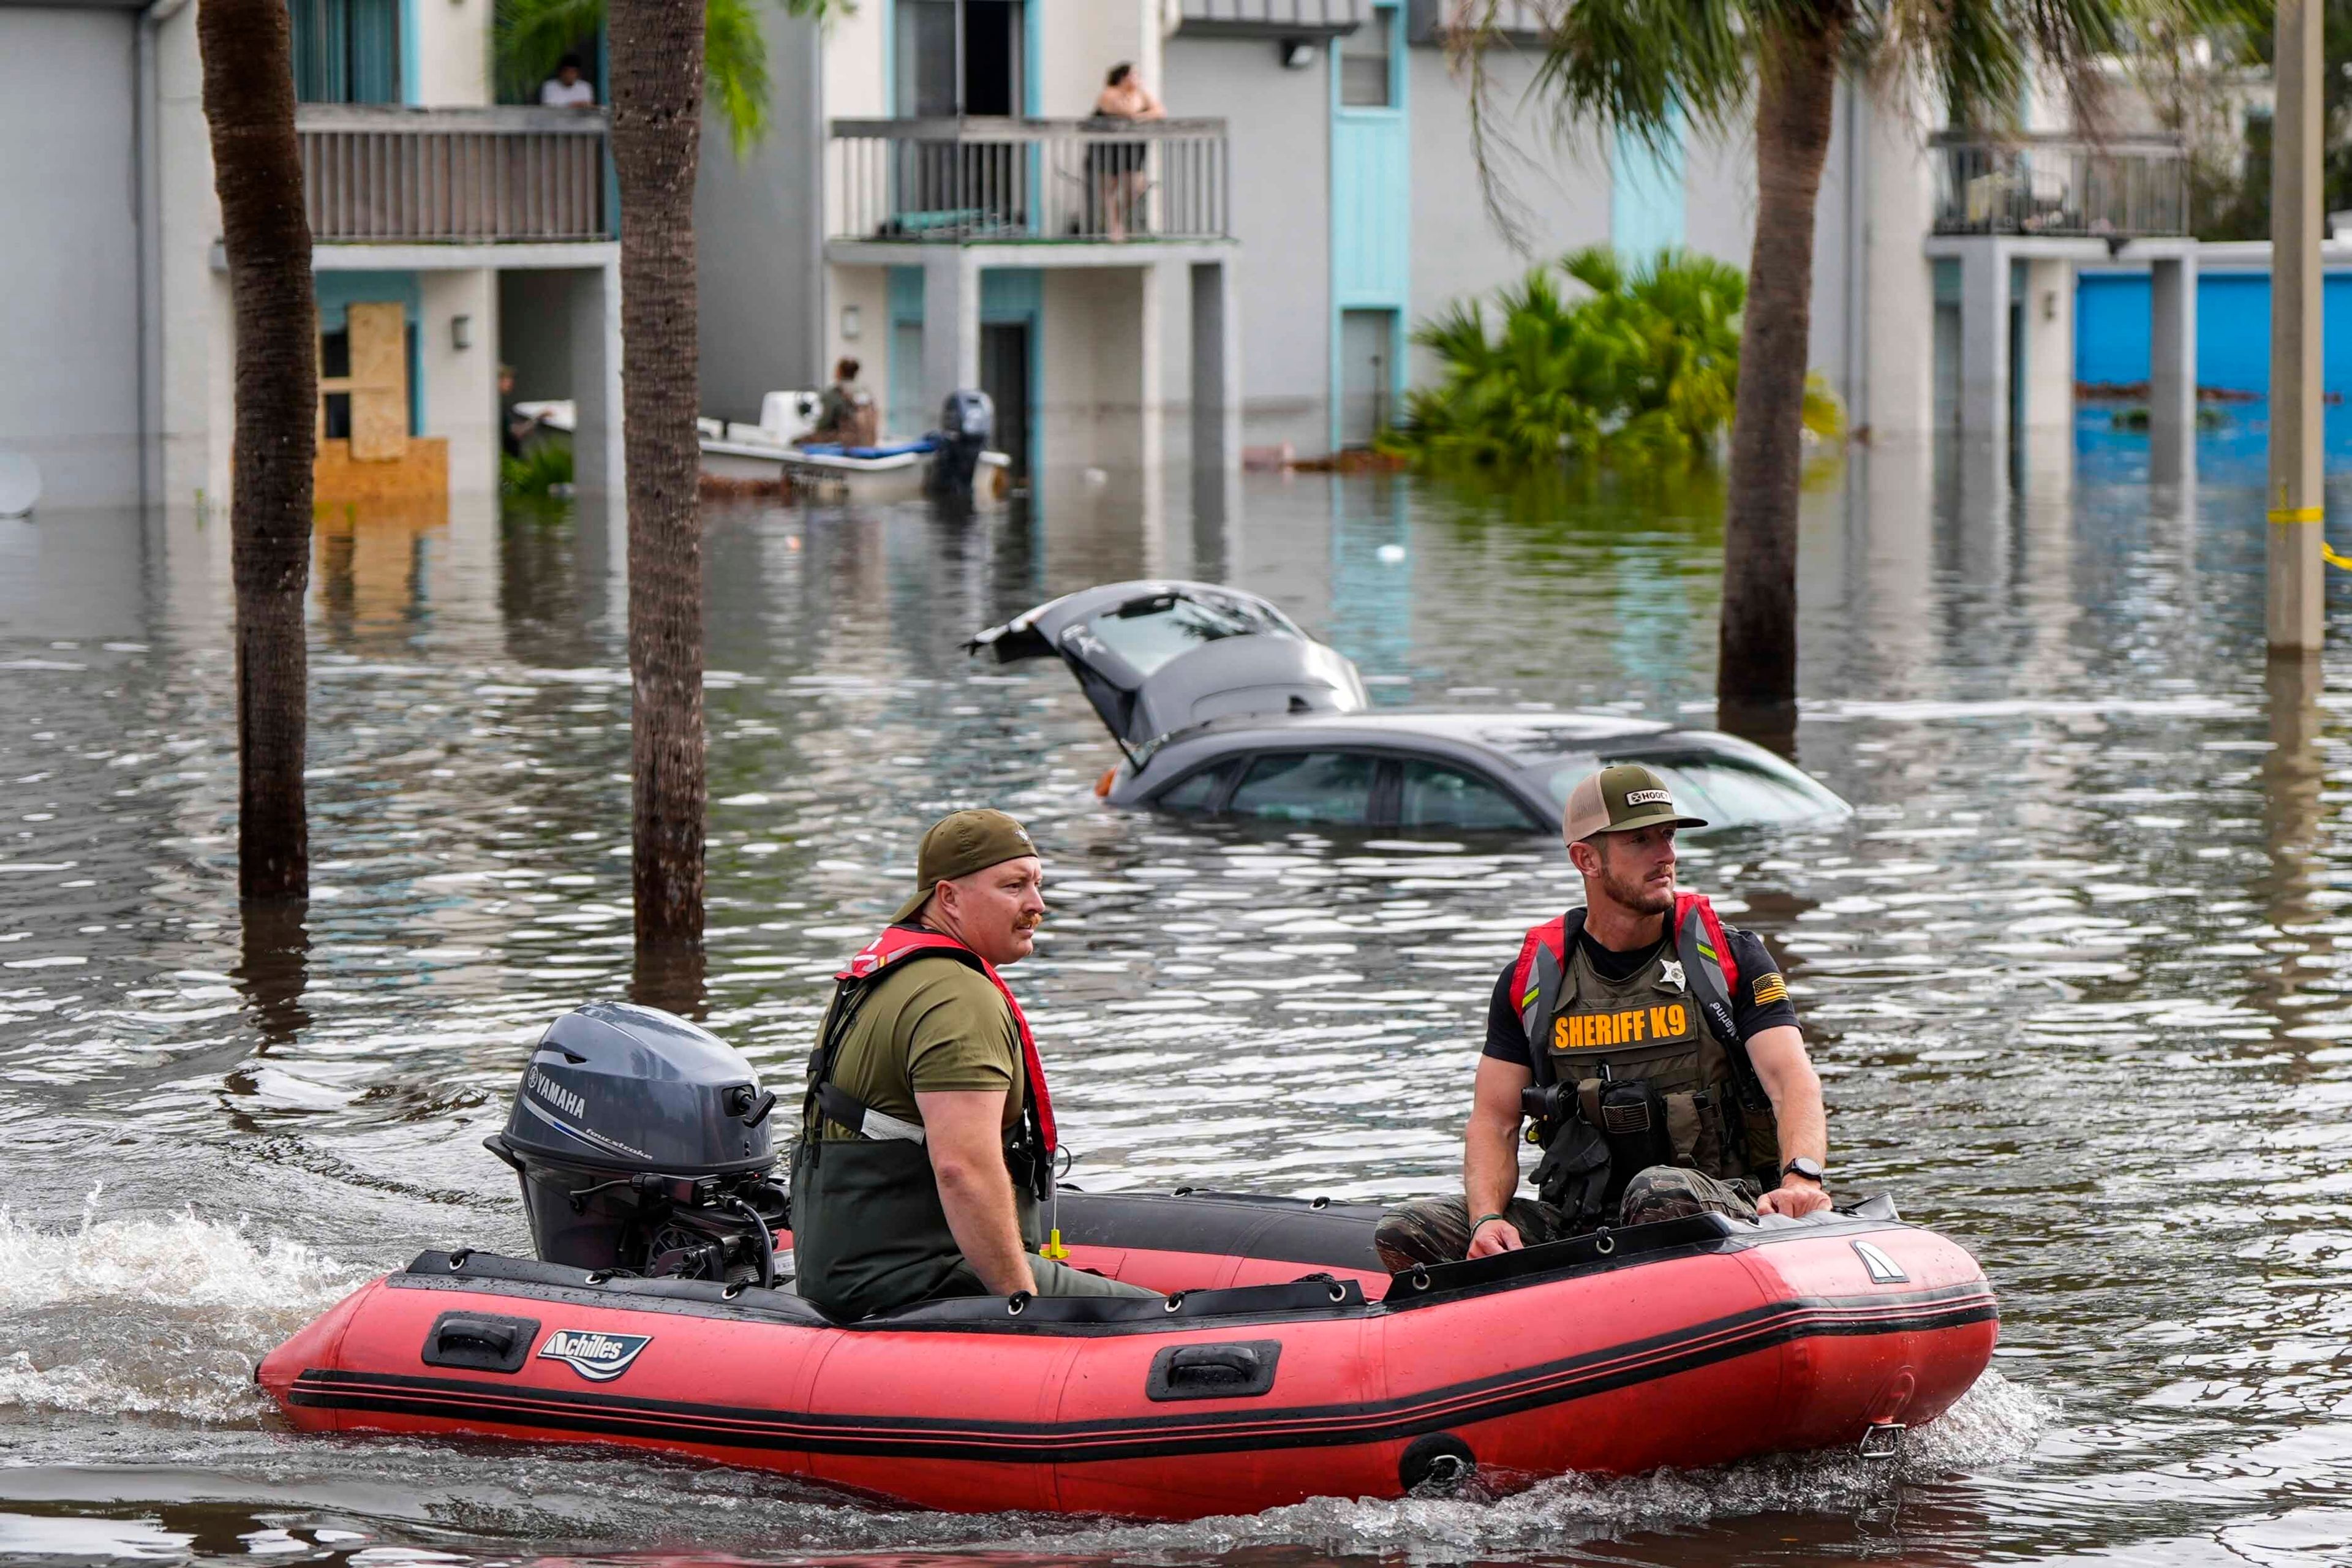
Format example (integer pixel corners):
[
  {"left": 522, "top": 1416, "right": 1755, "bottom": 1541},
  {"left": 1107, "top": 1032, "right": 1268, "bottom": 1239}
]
[
  {"left": 295, "top": 105, "right": 610, "bottom": 244},
  {"left": 1931, "top": 132, "right": 2187, "bottom": 238},
  {"left": 828, "top": 118, "right": 1231, "bottom": 245}
]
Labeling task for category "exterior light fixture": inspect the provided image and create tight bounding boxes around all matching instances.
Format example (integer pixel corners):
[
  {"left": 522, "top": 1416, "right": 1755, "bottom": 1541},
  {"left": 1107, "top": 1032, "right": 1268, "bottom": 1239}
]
[
  {"left": 451, "top": 313, "right": 474, "bottom": 350},
  {"left": 842, "top": 303, "right": 862, "bottom": 341},
  {"left": 1280, "top": 39, "right": 1316, "bottom": 69}
]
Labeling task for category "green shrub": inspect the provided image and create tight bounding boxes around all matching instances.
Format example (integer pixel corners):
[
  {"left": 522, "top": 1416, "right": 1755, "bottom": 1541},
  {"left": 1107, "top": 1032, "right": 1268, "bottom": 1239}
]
[
  {"left": 1387, "top": 246, "right": 1840, "bottom": 470},
  {"left": 502, "top": 435, "right": 574, "bottom": 496}
]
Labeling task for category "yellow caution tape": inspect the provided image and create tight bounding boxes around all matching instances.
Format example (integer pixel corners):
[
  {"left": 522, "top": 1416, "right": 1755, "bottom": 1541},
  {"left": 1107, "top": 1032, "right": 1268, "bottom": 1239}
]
[
  {"left": 2269, "top": 506, "right": 2326, "bottom": 522},
  {"left": 2325, "top": 541, "right": 2352, "bottom": 571}
]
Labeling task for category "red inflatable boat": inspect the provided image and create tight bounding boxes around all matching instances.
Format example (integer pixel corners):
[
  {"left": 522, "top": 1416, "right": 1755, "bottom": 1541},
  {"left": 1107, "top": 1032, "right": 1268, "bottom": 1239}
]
[{"left": 260, "top": 1188, "right": 1996, "bottom": 1519}]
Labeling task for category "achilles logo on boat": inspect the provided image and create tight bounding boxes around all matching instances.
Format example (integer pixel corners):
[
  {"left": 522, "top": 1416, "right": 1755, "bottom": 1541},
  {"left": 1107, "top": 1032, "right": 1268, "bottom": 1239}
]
[
  {"left": 1851, "top": 1240, "right": 1909, "bottom": 1285},
  {"left": 537, "top": 1329, "right": 652, "bottom": 1381}
]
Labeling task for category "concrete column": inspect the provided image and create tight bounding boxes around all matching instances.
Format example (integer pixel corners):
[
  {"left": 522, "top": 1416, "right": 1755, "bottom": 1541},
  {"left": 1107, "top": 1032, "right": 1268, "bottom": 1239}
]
[
  {"left": 921, "top": 249, "right": 978, "bottom": 424},
  {"left": 1137, "top": 262, "right": 1164, "bottom": 479},
  {"left": 2017, "top": 257, "right": 2074, "bottom": 429},
  {"left": 1189, "top": 258, "right": 1241, "bottom": 470},
  {"left": 569, "top": 261, "right": 624, "bottom": 495},
  {"left": 1956, "top": 241, "right": 2010, "bottom": 439},
  {"left": 420, "top": 268, "right": 497, "bottom": 494},
  {"left": 2269, "top": 0, "right": 2325, "bottom": 653},
  {"left": 2148, "top": 252, "right": 2197, "bottom": 483}
]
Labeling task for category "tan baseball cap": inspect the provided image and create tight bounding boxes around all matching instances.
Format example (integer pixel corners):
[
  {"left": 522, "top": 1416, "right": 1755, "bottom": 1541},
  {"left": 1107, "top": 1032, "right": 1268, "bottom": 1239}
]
[
  {"left": 1562, "top": 763, "right": 1708, "bottom": 843},
  {"left": 893, "top": 809, "right": 1040, "bottom": 922}
]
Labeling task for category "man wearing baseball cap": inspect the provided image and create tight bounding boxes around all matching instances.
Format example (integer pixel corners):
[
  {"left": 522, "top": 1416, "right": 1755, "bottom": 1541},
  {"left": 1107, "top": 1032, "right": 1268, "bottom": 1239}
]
[
  {"left": 792, "top": 809, "right": 1158, "bottom": 1319},
  {"left": 1374, "top": 764, "right": 1831, "bottom": 1269}
]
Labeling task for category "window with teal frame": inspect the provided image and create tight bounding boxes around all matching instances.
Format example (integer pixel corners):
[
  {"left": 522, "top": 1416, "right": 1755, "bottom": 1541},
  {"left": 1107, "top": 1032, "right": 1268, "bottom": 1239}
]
[{"left": 290, "top": 0, "right": 401, "bottom": 104}]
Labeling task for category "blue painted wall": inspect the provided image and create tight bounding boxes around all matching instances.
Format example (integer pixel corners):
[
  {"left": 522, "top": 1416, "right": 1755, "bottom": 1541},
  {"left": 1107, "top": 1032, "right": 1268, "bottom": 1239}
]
[{"left": 2078, "top": 269, "right": 2352, "bottom": 394}]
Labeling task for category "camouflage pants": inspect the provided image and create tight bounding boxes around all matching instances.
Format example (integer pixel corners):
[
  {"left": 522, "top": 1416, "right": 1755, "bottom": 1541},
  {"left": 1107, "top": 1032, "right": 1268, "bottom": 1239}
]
[{"left": 1371, "top": 1167, "right": 1760, "bottom": 1272}]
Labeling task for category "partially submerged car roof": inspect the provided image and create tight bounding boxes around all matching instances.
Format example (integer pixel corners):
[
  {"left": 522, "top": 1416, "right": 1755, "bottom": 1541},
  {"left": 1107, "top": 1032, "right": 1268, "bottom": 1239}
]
[{"left": 968, "top": 581, "right": 1367, "bottom": 753}]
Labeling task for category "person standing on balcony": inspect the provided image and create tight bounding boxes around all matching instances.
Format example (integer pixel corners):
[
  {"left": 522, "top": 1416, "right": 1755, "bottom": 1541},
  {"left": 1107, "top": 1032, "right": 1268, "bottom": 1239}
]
[
  {"left": 1088, "top": 63, "right": 1163, "bottom": 241},
  {"left": 540, "top": 55, "right": 596, "bottom": 108}
]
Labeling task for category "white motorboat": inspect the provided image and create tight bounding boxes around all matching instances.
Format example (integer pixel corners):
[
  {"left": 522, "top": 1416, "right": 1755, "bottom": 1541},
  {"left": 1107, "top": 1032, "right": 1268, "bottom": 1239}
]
[{"left": 513, "top": 392, "right": 1009, "bottom": 502}]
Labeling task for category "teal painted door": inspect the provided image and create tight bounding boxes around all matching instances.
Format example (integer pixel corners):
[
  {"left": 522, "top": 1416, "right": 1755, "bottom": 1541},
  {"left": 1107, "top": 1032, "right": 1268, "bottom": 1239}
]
[{"left": 1329, "top": 4, "right": 1408, "bottom": 447}]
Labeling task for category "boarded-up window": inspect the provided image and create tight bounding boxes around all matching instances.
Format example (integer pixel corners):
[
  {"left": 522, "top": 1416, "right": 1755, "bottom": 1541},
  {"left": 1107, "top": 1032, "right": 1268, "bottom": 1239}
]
[{"left": 318, "top": 302, "right": 410, "bottom": 460}]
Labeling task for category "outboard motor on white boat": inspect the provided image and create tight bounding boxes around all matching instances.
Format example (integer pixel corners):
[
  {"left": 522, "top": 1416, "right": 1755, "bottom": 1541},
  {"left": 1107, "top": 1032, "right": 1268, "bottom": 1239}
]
[
  {"left": 483, "top": 1002, "right": 787, "bottom": 1286},
  {"left": 930, "top": 387, "right": 994, "bottom": 497}
]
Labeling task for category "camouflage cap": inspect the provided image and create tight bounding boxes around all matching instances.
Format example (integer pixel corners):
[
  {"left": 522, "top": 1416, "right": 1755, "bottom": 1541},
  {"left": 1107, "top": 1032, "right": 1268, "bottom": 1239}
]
[
  {"left": 894, "top": 809, "right": 1040, "bottom": 922},
  {"left": 1561, "top": 763, "right": 1708, "bottom": 843}
]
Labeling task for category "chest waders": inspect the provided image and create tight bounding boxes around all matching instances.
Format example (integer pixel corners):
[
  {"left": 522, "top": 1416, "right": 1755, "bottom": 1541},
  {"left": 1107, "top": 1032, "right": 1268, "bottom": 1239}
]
[
  {"left": 1511, "top": 894, "right": 1781, "bottom": 1227},
  {"left": 790, "top": 926, "right": 1056, "bottom": 1321}
]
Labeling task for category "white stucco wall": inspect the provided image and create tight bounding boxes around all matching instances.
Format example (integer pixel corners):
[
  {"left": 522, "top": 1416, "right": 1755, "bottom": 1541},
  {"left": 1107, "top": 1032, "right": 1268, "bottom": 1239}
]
[
  {"left": 420, "top": 268, "right": 497, "bottom": 491},
  {"left": 414, "top": 0, "right": 490, "bottom": 106},
  {"left": 0, "top": 7, "right": 142, "bottom": 509},
  {"left": 1408, "top": 45, "right": 1614, "bottom": 385},
  {"left": 156, "top": 4, "right": 224, "bottom": 507},
  {"left": 1163, "top": 33, "right": 1328, "bottom": 451},
  {"left": 1038, "top": 0, "right": 1158, "bottom": 119},
  {"left": 696, "top": 5, "right": 826, "bottom": 420}
]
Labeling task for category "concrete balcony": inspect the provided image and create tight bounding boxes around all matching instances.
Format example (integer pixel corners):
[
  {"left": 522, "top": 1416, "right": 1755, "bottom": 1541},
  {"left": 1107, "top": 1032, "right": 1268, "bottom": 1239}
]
[
  {"left": 1931, "top": 132, "right": 2188, "bottom": 239},
  {"left": 827, "top": 117, "right": 1231, "bottom": 247},
  {"left": 295, "top": 104, "right": 611, "bottom": 244}
]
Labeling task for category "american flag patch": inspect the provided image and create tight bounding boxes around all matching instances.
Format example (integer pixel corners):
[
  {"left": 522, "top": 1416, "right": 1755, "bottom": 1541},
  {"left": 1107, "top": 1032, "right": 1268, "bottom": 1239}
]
[{"left": 1752, "top": 973, "right": 1789, "bottom": 1005}]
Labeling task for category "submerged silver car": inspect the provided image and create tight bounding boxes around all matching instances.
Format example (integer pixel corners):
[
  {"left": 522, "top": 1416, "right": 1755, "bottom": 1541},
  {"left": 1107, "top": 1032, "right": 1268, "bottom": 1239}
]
[{"left": 968, "top": 581, "right": 1850, "bottom": 835}]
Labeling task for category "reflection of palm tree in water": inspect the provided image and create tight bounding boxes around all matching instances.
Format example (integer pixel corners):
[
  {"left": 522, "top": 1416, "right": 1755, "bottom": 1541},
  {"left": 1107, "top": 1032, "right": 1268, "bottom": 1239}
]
[{"left": 2258, "top": 654, "right": 2328, "bottom": 1018}]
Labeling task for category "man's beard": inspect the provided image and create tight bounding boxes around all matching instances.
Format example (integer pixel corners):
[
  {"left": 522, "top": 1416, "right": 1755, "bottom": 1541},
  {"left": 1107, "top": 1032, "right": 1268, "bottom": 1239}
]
[{"left": 1600, "top": 862, "right": 1674, "bottom": 917}]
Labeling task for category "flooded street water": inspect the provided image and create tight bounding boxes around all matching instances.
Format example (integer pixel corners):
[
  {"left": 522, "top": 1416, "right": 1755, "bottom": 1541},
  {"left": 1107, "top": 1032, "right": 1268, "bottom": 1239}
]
[{"left": 6, "top": 424, "right": 2352, "bottom": 1565}]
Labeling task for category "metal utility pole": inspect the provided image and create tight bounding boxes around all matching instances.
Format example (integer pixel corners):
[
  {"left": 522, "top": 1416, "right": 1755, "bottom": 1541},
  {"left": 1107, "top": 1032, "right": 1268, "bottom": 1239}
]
[{"left": 2267, "top": 0, "right": 2326, "bottom": 652}]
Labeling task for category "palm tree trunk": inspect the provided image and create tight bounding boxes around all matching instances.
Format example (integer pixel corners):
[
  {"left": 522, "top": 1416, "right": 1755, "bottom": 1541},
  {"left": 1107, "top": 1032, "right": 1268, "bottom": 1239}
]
[
  {"left": 609, "top": 0, "right": 709, "bottom": 953},
  {"left": 1717, "top": 15, "right": 1847, "bottom": 742},
  {"left": 198, "top": 0, "right": 316, "bottom": 900}
]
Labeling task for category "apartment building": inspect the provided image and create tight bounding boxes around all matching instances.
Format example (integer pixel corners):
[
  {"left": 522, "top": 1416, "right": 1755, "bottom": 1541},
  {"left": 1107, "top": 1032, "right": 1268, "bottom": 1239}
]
[{"left": 0, "top": 0, "right": 623, "bottom": 512}]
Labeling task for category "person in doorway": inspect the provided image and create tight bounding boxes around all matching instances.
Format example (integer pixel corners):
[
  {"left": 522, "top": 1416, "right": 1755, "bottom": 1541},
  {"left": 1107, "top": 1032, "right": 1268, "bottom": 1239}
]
[
  {"left": 498, "top": 365, "right": 541, "bottom": 460},
  {"left": 1373, "top": 764, "right": 1833, "bottom": 1271},
  {"left": 1088, "top": 62, "right": 1164, "bottom": 240},
  {"left": 802, "top": 357, "right": 878, "bottom": 448},
  {"left": 791, "top": 809, "right": 1159, "bottom": 1321},
  {"left": 540, "top": 55, "right": 595, "bottom": 107}
]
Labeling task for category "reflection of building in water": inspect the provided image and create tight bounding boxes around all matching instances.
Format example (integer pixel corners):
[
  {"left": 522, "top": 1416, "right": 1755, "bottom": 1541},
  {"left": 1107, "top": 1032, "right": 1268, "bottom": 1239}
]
[
  {"left": 1326, "top": 475, "right": 1413, "bottom": 695},
  {"left": 312, "top": 500, "right": 446, "bottom": 654}
]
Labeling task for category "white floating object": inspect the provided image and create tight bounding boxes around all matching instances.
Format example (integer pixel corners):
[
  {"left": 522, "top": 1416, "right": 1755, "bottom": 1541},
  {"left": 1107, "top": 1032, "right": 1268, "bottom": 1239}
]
[
  {"left": 1376, "top": 543, "right": 1406, "bottom": 564},
  {"left": 0, "top": 453, "right": 40, "bottom": 518}
]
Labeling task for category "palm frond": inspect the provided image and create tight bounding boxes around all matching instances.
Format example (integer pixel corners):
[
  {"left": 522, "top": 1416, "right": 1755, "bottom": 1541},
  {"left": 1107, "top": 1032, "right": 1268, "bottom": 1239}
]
[{"left": 495, "top": 0, "right": 606, "bottom": 102}]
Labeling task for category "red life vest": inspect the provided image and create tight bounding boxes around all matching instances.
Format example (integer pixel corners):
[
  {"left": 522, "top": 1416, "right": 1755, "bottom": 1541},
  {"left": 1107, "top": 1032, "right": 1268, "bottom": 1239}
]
[
  {"left": 837, "top": 925, "right": 1057, "bottom": 1152},
  {"left": 1510, "top": 892, "right": 1740, "bottom": 1023}
]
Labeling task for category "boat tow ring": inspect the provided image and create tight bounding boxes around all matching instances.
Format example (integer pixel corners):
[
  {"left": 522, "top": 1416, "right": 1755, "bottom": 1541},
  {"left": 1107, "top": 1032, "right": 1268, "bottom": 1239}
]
[
  {"left": 1859, "top": 1422, "right": 1906, "bottom": 1461},
  {"left": 1399, "top": 1432, "right": 1476, "bottom": 1494}
]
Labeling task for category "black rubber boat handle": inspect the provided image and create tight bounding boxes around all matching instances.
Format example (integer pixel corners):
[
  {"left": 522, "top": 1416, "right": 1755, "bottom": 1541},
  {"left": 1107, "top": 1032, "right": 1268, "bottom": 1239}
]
[
  {"left": 1148, "top": 1340, "right": 1281, "bottom": 1400},
  {"left": 439, "top": 1318, "right": 519, "bottom": 1354},
  {"left": 421, "top": 1310, "right": 540, "bottom": 1373}
]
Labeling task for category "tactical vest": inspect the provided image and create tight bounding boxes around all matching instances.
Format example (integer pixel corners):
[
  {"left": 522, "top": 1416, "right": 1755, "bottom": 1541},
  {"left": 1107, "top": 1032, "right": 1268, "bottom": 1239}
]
[
  {"left": 790, "top": 925, "right": 1055, "bottom": 1321},
  {"left": 1510, "top": 894, "right": 1780, "bottom": 1204}
]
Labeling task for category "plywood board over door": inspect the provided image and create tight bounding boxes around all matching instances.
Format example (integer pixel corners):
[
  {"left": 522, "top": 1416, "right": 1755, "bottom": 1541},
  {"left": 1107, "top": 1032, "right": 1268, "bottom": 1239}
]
[{"left": 346, "top": 301, "right": 410, "bottom": 459}]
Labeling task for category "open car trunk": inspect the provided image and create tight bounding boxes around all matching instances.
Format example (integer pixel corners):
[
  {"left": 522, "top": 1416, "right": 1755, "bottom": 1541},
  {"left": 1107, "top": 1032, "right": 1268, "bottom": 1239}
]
[{"left": 968, "top": 581, "right": 1368, "bottom": 753}]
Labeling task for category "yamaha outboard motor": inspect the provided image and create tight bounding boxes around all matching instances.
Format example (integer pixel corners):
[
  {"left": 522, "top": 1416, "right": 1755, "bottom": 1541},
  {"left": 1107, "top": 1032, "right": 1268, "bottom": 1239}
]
[
  {"left": 929, "top": 387, "right": 993, "bottom": 497},
  {"left": 485, "top": 1002, "right": 786, "bottom": 1286}
]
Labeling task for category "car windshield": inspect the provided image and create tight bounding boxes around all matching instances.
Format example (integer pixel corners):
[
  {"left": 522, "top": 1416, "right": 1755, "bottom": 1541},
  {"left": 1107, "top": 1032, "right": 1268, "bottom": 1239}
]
[
  {"left": 1544, "top": 753, "right": 1845, "bottom": 830},
  {"left": 1083, "top": 594, "right": 1303, "bottom": 679}
]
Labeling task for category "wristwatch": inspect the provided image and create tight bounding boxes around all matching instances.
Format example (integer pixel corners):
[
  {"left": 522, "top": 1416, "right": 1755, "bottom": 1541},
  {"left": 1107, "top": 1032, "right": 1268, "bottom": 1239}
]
[{"left": 1781, "top": 1156, "right": 1825, "bottom": 1186}]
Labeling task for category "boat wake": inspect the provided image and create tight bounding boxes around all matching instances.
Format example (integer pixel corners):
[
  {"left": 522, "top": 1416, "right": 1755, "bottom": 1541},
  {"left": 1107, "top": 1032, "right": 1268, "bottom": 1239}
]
[
  {"left": 0, "top": 1193, "right": 368, "bottom": 1423},
  {"left": 1038, "top": 1371, "right": 2052, "bottom": 1555}
]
